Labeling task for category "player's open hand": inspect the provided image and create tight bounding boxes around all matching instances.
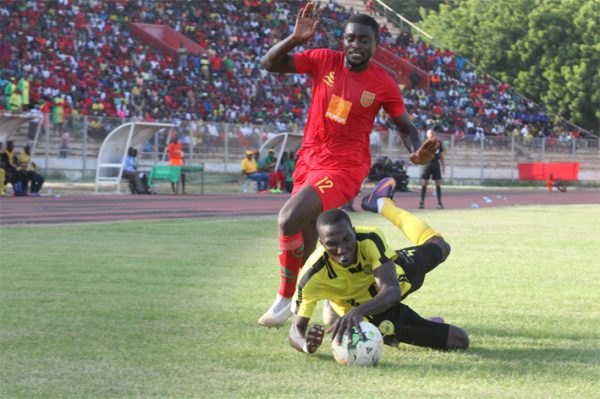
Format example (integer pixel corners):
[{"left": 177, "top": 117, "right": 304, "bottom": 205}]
[
  {"left": 410, "top": 137, "right": 440, "bottom": 165},
  {"left": 292, "top": 2, "right": 321, "bottom": 43},
  {"left": 327, "top": 308, "right": 365, "bottom": 345},
  {"left": 305, "top": 324, "right": 325, "bottom": 353}
]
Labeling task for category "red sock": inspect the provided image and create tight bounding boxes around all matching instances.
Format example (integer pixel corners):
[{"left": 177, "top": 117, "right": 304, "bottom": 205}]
[{"left": 278, "top": 232, "right": 304, "bottom": 298}]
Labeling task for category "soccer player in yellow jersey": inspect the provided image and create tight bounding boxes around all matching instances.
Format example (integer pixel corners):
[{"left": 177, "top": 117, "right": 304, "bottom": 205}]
[{"left": 289, "top": 178, "right": 469, "bottom": 354}]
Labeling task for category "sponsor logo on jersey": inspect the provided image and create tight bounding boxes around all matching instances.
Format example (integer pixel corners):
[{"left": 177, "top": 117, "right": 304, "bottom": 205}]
[{"left": 325, "top": 94, "right": 352, "bottom": 125}]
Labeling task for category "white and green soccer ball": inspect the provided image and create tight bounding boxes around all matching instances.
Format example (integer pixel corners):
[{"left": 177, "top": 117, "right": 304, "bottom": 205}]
[{"left": 331, "top": 321, "right": 384, "bottom": 366}]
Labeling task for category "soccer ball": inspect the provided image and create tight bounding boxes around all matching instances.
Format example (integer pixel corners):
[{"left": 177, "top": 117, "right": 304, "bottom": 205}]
[{"left": 331, "top": 321, "right": 384, "bottom": 366}]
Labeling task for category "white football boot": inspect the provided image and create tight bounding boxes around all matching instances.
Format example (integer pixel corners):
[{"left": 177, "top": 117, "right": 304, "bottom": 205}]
[{"left": 258, "top": 294, "right": 292, "bottom": 327}]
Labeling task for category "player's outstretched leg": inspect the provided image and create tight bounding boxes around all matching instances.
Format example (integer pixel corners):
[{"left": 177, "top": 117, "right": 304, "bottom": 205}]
[
  {"left": 361, "top": 177, "right": 396, "bottom": 213},
  {"left": 380, "top": 198, "right": 439, "bottom": 246}
]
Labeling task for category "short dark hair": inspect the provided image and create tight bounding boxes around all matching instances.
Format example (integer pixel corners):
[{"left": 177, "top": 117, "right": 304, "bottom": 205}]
[
  {"left": 316, "top": 208, "right": 353, "bottom": 232},
  {"left": 344, "top": 14, "right": 379, "bottom": 40}
]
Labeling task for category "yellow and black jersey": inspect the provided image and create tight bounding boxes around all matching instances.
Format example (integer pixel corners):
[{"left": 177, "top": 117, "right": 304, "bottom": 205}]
[
  {"left": 292, "top": 226, "right": 414, "bottom": 319},
  {"left": 17, "top": 152, "right": 32, "bottom": 171}
]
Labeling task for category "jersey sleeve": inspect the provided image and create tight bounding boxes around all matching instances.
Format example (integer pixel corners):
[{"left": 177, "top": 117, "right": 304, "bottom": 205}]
[
  {"left": 291, "top": 249, "right": 327, "bottom": 319},
  {"left": 292, "top": 48, "right": 331, "bottom": 76},
  {"left": 362, "top": 227, "right": 398, "bottom": 271},
  {"left": 292, "top": 290, "right": 318, "bottom": 319},
  {"left": 380, "top": 77, "right": 406, "bottom": 118}
]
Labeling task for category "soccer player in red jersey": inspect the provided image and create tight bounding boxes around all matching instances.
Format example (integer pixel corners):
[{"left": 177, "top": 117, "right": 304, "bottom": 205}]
[{"left": 258, "top": 2, "right": 439, "bottom": 327}]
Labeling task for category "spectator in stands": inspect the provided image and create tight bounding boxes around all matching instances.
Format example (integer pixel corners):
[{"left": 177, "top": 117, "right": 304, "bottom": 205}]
[
  {"left": 16, "top": 144, "right": 44, "bottom": 196},
  {"left": 4, "top": 77, "right": 15, "bottom": 109},
  {"left": 419, "top": 127, "right": 445, "bottom": 209},
  {"left": 240, "top": 150, "right": 269, "bottom": 192},
  {"left": 0, "top": 0, "right": 577, "bottom": 146},
  {"left": 122, "top": 147, "right": 150, "bottom": 194},
  {"left": 18, "top": 75, "right": 30, "bottom": 110},
  {"left": 167, "top": 133, "right": 186, "bottom": 194},
  {"left": 59, "top": 131, "right": 70, "bottom": 159}
]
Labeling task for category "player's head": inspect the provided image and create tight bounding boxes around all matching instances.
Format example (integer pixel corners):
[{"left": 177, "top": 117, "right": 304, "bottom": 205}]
[
  {"left": 426, "top": 125, "right": 441, "bottom": 139},
  {"left": 343, "top": 14, "right": 379, "bottom": 70},
  {"left": 427, "top": 124, "right": 442, "bottom": 139},
  {"left": 316, "top": 209, "right": 357, "bottom": 267}
]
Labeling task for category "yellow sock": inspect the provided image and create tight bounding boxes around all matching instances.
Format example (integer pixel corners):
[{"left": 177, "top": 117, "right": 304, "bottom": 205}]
[
  {"left": 381, "top": 198, "right": 439, "bottom": 245},
  {"left": 0, "top": 168, "right": 5, "bottom": 195}
]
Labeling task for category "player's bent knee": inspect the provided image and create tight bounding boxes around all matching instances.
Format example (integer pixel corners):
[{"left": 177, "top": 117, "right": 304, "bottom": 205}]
[
  {"left": 428, "top": 236, "right": 451, "bottom": 262},
  {"left": 446, "top": 325, "right": 469, "bottom": 350},
  {"left": 278, "top": 207, "right": 311, "bottom": 235}
]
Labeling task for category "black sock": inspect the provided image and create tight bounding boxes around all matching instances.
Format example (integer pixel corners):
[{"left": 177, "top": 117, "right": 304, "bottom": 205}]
[
  {"left": 420, "top": 185, "right": 427, "bottom": 203},
  {"left": 436, "top": 185, "right": 442, "bottom": 204}
]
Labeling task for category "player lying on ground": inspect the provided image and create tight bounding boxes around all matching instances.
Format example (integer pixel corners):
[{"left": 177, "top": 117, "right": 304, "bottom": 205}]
[
  {"left": 288, "top": 178, "right": 469, "bottom": 354},
  {"left": 259, "top": 1, "right": 439, "bottom": 327}
]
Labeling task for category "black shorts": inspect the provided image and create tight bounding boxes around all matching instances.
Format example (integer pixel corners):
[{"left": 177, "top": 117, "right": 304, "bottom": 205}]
[
  {"left": 421, "top": 161, "right": 442, "bottom": 181},
  {"left": 367, "top": 243, "right": 449, "bottom": 349},
  {"left": 368, "top": 303, "right": 450, "bottom": 350},
  {"left": 396, "top": 242, "right": 443, "bottom": 298}
]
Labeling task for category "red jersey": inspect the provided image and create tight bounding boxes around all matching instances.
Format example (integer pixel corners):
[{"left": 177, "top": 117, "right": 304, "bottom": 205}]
[
  {"left": 168, "top": 143, "right": 184, "bottom": 166},
  {"left": 293, "top": 49, "right": 406, "bottom": 173}
]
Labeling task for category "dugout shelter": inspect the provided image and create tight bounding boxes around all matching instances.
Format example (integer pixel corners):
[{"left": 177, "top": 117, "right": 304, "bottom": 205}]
[
  {"left": 0, "top": 111, "right": 43, "bottom": 169},
  {"left": 95, "top": 122, "right": 174, "bottom": 194},
  {"left": 258, "top": 132, "right": 303, "bottom": 171},
  {"left": 0, "top": 111, "right": 41, "bottom": 146}
]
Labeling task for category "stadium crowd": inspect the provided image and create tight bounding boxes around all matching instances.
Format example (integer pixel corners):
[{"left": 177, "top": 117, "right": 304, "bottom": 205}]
[{"left": 0, "top": 0, "right": 584, "bottom": 144}]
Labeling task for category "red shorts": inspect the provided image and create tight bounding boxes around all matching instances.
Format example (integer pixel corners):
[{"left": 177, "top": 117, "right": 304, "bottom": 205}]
[{"left": 292, "top": 160, "right": 368, "bottom": 211}]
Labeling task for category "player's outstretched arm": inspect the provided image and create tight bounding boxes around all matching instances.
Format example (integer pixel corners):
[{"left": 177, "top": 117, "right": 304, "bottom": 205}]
[
  {"left": 410, "top": 137, "right": 440, "bottom": 165},
  {"left": 261, "top": 1, "right": 321, "bottom": 73},
  {"left": 392, "top": 113, "right": 440, "bottom": 165},
  {"left": 328, "top": 261, "right": 401, "bottom": 344},
  {"left": 289, "top": 315, "right": 324, "bottom": 354}
]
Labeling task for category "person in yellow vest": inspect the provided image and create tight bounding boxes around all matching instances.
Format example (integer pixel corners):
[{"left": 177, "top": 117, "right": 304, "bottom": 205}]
[
  {"left": 9, "top": 89, "right": 23, "bottom": 111},
  {"left": 4, "top": 77, "right": 16, "bottom": 107},
  {"left": 18, "top": 76, "right": 30, "bottom": 110},
  {"left": 17, "top": 144, "right": 44, "bottom": 196},
  {"left": 0, "top": 166, "right": 5, "bottom": 196},
  {"left": 0, "top": 140, "right": 18, "bottom": 193},
  {"left": 52, "top": 97, "right": 65, "bottom": 134}
]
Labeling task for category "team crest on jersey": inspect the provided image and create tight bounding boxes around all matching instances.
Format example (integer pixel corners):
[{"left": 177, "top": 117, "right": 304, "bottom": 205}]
[
  {"left": 360, "top": 90, "right": 376, "bottom": 107},
  {"left": 323, "top": 71, "right": 335, "bottom": 87}
]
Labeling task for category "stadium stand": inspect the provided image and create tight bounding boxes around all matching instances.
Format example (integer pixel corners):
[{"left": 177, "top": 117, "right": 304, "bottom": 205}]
[{"left": 0, "top": 0, "right": 593, "bottom": 164}]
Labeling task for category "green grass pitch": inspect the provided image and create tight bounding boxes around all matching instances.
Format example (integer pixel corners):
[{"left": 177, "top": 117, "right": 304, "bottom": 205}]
[{"left": 1, "top": 205, "right": 599, "bottom": 398}]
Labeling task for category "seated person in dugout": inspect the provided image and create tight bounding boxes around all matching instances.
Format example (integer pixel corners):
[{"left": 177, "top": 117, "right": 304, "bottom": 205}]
[
  {"left": 122, "top": 147, "right": 151, "bottom": 194},
  {"left": 16, "top": 144, "right": 45, "bottom": 196},
  {"left": 288, "top": 177, "right": 469, "bottom": 354},
  {"left": 0, "top": 141, "right": 18, "bottom": 193}
]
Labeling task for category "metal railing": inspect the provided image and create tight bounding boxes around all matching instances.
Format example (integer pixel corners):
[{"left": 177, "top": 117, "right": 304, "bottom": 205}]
[{"left": 4, "top": 113, "right": 599, "bottom": 182}]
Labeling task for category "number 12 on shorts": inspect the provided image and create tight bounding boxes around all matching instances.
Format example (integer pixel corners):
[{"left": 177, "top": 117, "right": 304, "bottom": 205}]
[{"left": 315, "top": 176, "right": 334, "bottom": 193}]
